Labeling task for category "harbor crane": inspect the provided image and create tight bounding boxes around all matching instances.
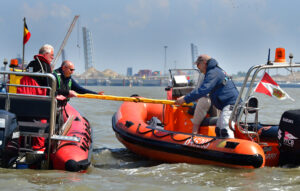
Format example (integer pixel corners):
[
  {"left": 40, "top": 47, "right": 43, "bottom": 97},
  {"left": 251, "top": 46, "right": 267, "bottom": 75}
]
[{"left": 51, "top": 15, "right": 79, "bottom": 70}]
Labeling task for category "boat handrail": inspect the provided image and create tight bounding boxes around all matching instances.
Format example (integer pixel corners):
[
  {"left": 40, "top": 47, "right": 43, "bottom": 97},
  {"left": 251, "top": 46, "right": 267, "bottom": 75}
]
[
  {"left": 0, "top": 70, "right": 57, "bottom": 169},
  {"left": 229, "top": 61, "right": 300, "bottom": 137}
]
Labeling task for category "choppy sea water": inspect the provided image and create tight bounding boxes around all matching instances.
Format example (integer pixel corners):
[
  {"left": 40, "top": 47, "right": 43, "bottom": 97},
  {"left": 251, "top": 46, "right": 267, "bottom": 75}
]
[{"left": 1, "top": 86, "right": 300, "bottom": 191}]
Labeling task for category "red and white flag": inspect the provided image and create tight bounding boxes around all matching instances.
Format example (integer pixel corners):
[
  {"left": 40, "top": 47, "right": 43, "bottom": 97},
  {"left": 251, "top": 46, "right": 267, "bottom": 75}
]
[{"left": 254, "top": 72, "right": 294, "bottom": 101}]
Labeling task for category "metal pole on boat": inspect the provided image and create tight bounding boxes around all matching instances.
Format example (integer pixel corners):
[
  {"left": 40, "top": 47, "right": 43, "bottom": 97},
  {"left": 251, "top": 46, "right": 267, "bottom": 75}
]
[
  {"left": 2, "top": 58, "right": 8, "bottom": 84},
  {"left": 51, "top": 15, "right": 79, "bottom": 70},
  {"left": 45, "top": 74, "right": 58, "bottom": 169},
  {"left": 22, "top": 18, "right": 26, "bottom": 71}
]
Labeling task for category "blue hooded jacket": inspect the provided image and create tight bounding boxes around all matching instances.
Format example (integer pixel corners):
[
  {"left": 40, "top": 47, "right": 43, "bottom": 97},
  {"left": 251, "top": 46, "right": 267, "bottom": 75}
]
[{"left": 184, "top": 58, "right": 239, "bottom": 110}]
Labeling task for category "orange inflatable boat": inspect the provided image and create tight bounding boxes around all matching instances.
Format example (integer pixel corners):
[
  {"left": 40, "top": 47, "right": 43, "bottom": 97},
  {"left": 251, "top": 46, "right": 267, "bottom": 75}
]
[
  {"left": 112, "top": 100, "right": 265, "bottom": 168},
  {"left": 113, "top": 50, "right": 300, "bottom": 169}
]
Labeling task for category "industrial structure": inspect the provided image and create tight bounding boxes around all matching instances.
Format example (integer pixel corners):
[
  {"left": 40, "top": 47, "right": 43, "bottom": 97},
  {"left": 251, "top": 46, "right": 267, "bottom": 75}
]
[
  {"left": 61, "top": 49, "right": 66, "bottom": 61},
  {"left": 82, "top": 27, "right": 94, "bottom": 72},
  {"left": 127, "top": 67, "right": 133, "bottom": 76},
  {"left": 191, "top": 43, "right": 198, "bottom": 69}
]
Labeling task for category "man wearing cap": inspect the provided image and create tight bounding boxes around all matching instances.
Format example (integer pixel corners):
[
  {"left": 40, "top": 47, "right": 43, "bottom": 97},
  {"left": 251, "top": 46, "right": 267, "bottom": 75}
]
[
  {"left": 188, "top": 73, "right": 218, "bottom": 135},
  {"left": 175, "top": 55, "right": 239, "bottom": 138}
]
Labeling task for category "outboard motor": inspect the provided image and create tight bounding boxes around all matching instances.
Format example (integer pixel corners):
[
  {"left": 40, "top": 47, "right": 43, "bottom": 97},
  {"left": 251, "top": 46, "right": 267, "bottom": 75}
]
[
  {"left": 278, "top": 109, "right": 300, "bottom": 167},
  {"left": 0, "top": 110, "right": 19, "bottom": 167}
]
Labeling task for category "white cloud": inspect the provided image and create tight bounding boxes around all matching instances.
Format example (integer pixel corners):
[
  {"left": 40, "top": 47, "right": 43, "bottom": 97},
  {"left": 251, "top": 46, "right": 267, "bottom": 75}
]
[
  {"left": 22, "top": 2, "right": 48, "bottom": 21},
  {"left": 50, "top": 3, "right": 72, "bottom": 19},
  {"left": 22, "top": 2, "right": 72, "bottom": 21},
  {"left": 186, "top": 0, "right": 204, "bottom": 12},
  {"left": 125, "top": 0, "right": 170, "bottom": 28},
  {"left": 157, "top": 0, "right": 169, "bottom": 9},
  {"left": 219, "top": 0, "right": 267, "bottom": 10}
]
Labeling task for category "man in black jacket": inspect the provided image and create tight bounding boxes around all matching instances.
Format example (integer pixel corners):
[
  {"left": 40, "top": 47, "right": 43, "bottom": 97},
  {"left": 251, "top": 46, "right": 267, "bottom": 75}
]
[
  {"left": 26, "top": 44, "right": 54, "bottom": 87},
  {"left": 53, "top": 60, "right": 103, "bottom": 98}
]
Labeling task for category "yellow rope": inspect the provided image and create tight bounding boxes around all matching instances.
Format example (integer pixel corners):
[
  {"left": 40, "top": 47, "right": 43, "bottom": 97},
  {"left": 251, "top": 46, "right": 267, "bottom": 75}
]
[{"left": 77, "top": 94, "right": 193, "bottom": 106}]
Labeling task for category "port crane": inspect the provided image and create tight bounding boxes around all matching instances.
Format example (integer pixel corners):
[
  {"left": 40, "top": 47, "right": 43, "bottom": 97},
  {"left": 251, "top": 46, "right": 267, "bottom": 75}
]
[{"left": 51, "top": 15, "right": 79, "bottom": 70}]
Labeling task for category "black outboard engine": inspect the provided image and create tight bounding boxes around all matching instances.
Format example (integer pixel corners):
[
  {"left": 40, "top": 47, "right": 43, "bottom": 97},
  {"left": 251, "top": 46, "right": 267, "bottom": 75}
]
[
  {"left": 278, "top": 109, "right": 300, "bottom": 167},
  {"left": 0, "top": 110, "right": 19, "bottom": 167}
]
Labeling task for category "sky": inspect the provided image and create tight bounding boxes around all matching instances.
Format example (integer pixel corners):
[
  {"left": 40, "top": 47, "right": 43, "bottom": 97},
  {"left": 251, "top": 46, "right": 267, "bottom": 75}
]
[{"left": 1, "top": 0, "right": 300, "bottom": 76}]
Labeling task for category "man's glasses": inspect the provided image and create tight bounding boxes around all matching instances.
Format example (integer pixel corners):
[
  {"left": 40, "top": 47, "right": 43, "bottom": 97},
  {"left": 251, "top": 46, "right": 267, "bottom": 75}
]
[
  {"left": 196, "top": 60, "right": 203, "bottom": 66},
  {"left": 69, "top": 68, "right": 75, "bottom": 72}
]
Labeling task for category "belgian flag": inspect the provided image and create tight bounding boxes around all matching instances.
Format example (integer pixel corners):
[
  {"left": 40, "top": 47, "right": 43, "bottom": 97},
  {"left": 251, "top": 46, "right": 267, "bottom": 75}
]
[{"left": 23, "top": 19, "right": 31, "bottom": 45}]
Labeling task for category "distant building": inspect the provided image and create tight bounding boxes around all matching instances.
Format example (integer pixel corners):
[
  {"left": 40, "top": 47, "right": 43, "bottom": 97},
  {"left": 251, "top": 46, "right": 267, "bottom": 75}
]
[
  {"left": 152, "top": 71, "right": 160, "bottom": 76},
  {"left": 138, "top": 69, "right": 152, "bottom": 77},
  {"left": 191, "top": 43, "right": 198, "bottom": 69},
  {"left": 127, "top": 67, "right": 133, "bottom": 76}
]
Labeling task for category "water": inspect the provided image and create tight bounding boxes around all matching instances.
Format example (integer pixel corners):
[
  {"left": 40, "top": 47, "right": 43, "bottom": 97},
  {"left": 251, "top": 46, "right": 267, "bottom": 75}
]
[{"left": 1, "top": 86, "right": 300, "bottom": 191}]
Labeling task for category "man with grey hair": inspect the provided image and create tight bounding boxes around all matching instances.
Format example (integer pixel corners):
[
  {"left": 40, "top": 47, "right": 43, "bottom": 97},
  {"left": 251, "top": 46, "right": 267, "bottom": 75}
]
[
  {"left": 24, "top": 44, "right": 54, "bottom": 150},
  {"left": 175, "top": 55, "right": 239, "bottom": 138},
  {"left": 26, "top": 44, "right": 54, "bottom": 86}
]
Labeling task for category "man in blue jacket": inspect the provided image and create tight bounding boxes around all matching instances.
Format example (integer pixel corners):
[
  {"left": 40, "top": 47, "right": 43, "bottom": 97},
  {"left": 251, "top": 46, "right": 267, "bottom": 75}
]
[
  {"left": 175, "top": 55, "right": 239, "bottom": 138},
  {"left": 53, "top": 60, "right": 103, "bottom": 98}
]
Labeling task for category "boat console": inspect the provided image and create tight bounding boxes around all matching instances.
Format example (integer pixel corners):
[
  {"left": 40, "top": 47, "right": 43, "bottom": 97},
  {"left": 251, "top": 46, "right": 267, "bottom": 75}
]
[{"left": 167, "top": 69, "right": 200, "bottom": 99}]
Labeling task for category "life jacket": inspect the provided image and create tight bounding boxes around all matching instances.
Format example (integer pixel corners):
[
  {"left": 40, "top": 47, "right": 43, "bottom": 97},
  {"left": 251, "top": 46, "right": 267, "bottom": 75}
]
[
  {"left": 53, "top": 70, "right": 72, "bottom": 90},
  {"left": 32, "top": 54, "right": 51, "bottom": 73},
  {"left": 53, "top": 70, "right": 72, "bottom": 103}
]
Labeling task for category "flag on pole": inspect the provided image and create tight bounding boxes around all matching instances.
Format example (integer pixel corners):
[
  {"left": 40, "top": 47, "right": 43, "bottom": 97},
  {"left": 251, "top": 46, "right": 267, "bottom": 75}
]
[
  {"left": 23, "top": 19, "right": 31, "bottom": 45},
  {"left": 254, "top": 72, "right": 294, "bottom": 101}
]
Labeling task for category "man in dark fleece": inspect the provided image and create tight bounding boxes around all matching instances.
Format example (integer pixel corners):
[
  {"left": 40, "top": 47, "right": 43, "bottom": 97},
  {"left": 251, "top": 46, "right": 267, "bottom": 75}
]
[
  {"left": 53, "top": 60, "right": 103, "bottom": 98},
  {"left": 26, "top": 44, "right": 54, "bottom": 87},
  {"left": 175, "top": 55, "right": 239, "bottom": 138}
]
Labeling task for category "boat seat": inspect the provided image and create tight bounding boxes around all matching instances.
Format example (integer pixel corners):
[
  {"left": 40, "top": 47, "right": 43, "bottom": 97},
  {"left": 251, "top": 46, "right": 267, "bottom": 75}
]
[
  {"left": 0, "top": 94, "right": 52, "bottom": 120},
  {"left": 246, "top": 123, "right": 279, "bottom": 139},
  {"left": 245, "top": 96, "right": 259, "bottom": 114},
  {"left": 200, "top": 116, "right": 218, "bottom": 126}
]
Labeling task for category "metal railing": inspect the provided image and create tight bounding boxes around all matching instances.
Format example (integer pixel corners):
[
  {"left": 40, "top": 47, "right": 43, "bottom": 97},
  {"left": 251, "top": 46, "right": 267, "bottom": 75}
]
[
  {"left": 0, "top": 71, "right": 57, "bottom": 168},
  {"left": 229, "top": 61, "right": 300, "bottom": 139}
]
